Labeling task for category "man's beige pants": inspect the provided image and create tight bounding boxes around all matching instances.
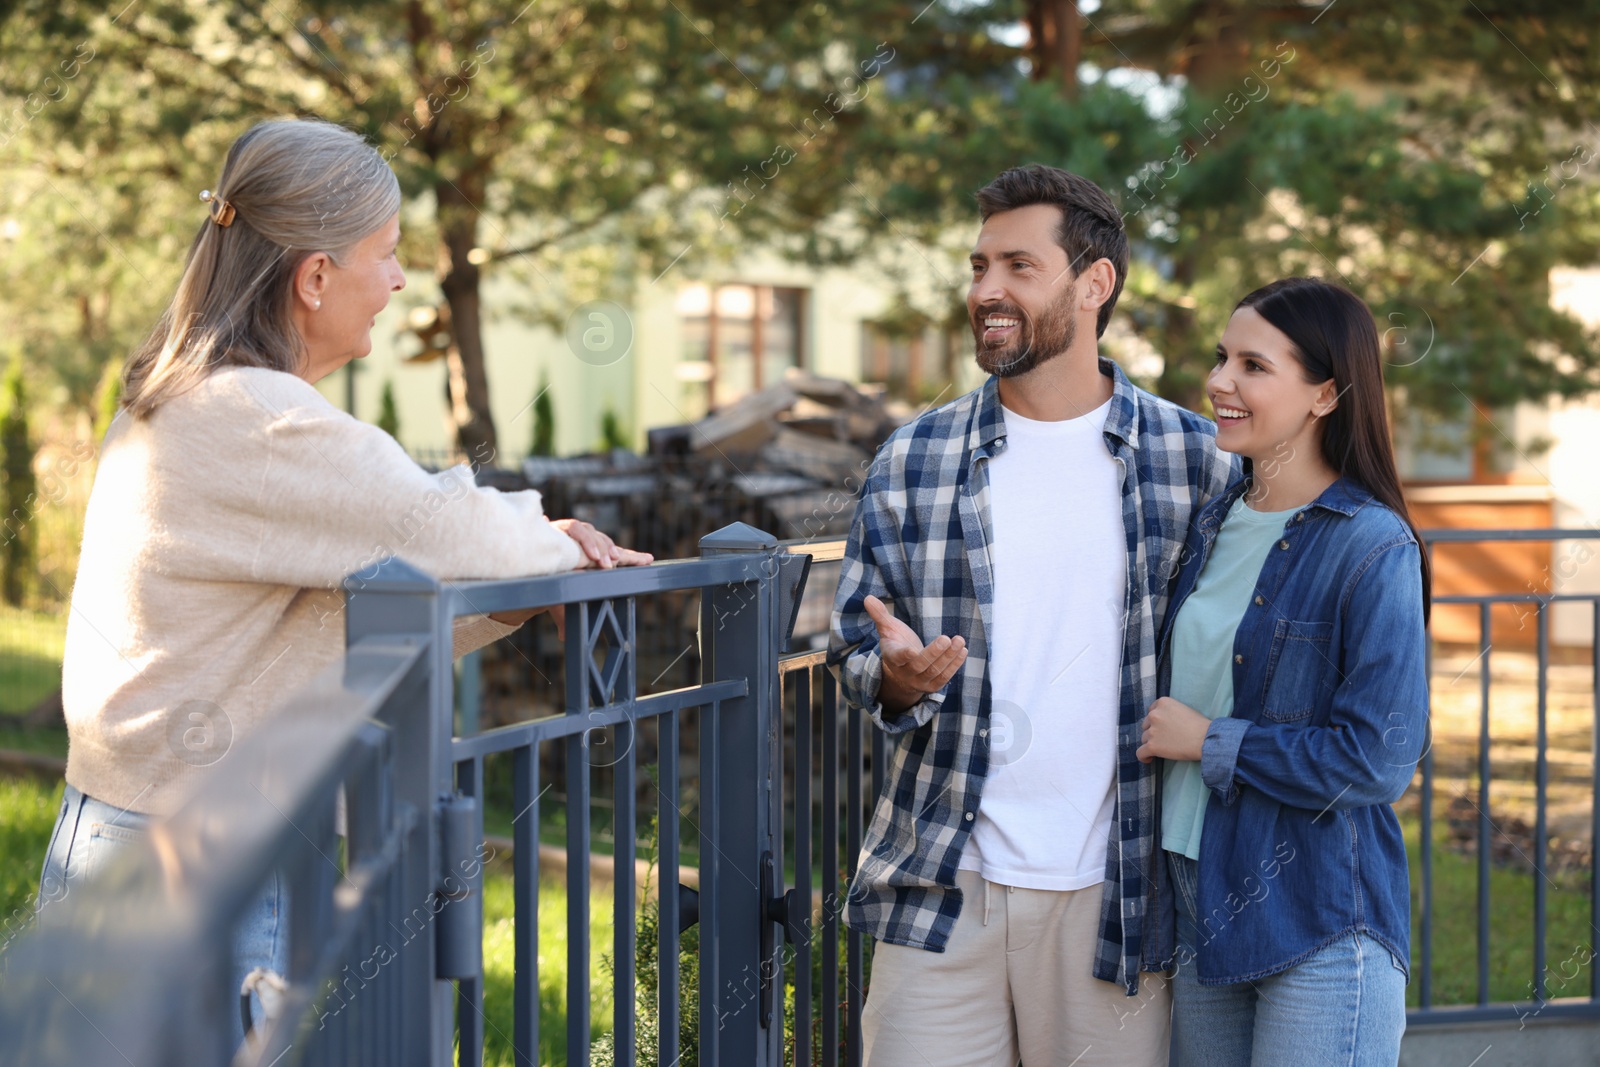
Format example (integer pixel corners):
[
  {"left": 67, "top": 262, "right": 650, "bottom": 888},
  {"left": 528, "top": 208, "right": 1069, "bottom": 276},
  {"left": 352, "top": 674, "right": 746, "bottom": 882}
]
[{"left": 862, "top": 870, "right": 1171, "bottom": 1067}]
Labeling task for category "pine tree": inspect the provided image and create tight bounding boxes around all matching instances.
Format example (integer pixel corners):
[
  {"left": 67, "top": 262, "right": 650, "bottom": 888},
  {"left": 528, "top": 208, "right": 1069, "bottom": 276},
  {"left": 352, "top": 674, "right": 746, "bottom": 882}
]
[
  {"left": 530, "top": 376, "right": 555, "bottom": 458},
  {"left": 599, "top": 407, "right": 629, "bottom": 453},
  {"left": 377, "top": 379, "right": 401, "bottom": 440}
]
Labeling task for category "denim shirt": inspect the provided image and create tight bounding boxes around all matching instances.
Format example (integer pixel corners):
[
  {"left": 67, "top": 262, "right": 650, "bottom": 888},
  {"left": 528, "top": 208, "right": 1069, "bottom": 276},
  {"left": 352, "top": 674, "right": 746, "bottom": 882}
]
[{"left": 1151, "top": 475, "right": 1429, "bottom": 984}]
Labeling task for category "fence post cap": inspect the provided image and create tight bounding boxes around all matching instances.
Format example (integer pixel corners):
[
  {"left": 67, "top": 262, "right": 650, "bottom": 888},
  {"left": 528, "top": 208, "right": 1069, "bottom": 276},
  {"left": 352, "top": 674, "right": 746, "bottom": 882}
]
[{"left": 699, "top": 522, "right": 779, "bottom": 553}]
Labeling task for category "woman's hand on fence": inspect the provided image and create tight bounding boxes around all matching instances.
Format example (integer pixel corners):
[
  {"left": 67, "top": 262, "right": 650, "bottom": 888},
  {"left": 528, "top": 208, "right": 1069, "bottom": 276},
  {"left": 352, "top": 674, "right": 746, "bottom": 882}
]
[
  {"left": 485, "top": 521, "right": 653, "bottom": 639},
  {"left": 864, "top": 594, "right": 967, "bottom": 713},
  {"left": 1137, "top": 697, "right": 1209, "bottom": 763},
  {"left": 553, "top": 518, "right": 655, "bottom": 570}
]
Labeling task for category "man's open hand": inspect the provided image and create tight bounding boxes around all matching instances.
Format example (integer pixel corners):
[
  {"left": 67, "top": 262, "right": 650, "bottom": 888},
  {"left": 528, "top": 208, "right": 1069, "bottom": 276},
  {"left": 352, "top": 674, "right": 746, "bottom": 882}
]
[{"left": 864, "top": 594, "right": 967, "bottom": 713}]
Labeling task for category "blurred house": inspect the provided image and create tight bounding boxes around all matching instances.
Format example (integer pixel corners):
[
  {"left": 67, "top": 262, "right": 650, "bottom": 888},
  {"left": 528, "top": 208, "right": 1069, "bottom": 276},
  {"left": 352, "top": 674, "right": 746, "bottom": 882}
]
[
  {"left": 315, "top": 244, "right": 975, "bottom": 468},
  {"left": 1401, "top": 267, "right": 1600, "bottom": 649},
  {"left": 318, "top": 252, "right": 1600, "bottom": 649}
]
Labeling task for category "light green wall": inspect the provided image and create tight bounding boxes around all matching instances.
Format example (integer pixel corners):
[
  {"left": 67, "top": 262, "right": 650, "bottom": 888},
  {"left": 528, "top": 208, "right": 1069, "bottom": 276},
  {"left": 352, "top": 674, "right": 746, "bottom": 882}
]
[{"left": 320, "top": 243, "right": 973, "bottom": 463}]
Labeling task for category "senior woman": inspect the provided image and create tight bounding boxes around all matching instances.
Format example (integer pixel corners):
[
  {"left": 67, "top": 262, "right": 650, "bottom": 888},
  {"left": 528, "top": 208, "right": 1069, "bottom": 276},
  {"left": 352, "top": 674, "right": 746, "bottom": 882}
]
[{"left": 37, "top": 118, "right": 649, "bottom": 1044}]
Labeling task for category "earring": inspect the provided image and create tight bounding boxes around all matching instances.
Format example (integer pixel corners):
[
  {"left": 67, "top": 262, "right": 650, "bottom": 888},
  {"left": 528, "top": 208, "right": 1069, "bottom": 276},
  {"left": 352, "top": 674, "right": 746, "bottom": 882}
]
[{"left": 314, "top": 300, "right": 321, "bottom": 310}]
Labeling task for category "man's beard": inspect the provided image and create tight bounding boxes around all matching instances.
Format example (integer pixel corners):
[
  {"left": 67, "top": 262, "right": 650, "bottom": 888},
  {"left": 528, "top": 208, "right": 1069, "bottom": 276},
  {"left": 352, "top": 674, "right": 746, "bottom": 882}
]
[{"left": 972, "top": 286, "right": 1078, "bottom": 378}]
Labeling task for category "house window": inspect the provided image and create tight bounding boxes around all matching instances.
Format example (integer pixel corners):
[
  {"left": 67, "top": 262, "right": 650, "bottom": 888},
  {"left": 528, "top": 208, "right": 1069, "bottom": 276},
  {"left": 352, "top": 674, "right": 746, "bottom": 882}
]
[
  {"left": 676, "top": 284, "right": 807, "bottom": 410},
  {"left": 861, "top": 320, "right": 967, "bottom": 404},
  {"left": 862, "top": 323, "right": 924, "bottom": 400}
]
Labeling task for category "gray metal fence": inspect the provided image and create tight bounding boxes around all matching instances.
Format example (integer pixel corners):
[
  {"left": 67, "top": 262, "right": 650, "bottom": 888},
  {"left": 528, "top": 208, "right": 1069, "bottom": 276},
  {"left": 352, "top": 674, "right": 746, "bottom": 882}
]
[
  {"left": 0, "top": 639, "right": 434, "bottom": 1066},
  {"left": 3, "top": 525, "right": 1597, "bottom": 1063},
  {"left": 0, "top": 523, "right": 851, "bottom": 1067},
  {"left": 1410, "top": 528, "right": 1600, "bottom": 1028}
]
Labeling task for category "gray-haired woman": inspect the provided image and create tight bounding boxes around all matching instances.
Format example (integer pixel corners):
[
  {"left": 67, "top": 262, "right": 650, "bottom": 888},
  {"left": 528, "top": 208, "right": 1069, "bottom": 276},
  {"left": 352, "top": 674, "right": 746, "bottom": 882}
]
[{"left": 36, "top": 118, "right": 649, "bottom": 1047}]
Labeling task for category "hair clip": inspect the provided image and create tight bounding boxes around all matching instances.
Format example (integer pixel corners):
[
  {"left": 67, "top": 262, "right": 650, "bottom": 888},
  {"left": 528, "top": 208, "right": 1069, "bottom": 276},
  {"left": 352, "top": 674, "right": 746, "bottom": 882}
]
[{"left": 199, "top": 189, "right": 236, "bottom": 228}]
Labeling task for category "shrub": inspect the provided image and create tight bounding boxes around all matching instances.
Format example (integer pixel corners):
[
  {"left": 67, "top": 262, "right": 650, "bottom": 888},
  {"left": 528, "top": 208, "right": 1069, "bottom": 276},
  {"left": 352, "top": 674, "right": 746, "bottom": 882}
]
[
  {"left": 0, "top": 358, "right": 36, "bottom": 607},
  {"left": 530, "top": 375, "right": 555, "bottom": 457},
  {"left": 377, "top": 379, "right": 401, "bottom": 439}
]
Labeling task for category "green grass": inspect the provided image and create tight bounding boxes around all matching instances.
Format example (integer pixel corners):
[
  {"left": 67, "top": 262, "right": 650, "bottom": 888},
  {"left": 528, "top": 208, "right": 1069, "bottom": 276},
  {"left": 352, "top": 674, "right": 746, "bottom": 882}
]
[
  {"left": 0, "top": 725, "right": 67, "bottom": 761},
  {"left": 6, "top": 768, "right": 1596, "bottom": 1048},
  {"left": 1405, "top": 813, "right": 1595, "bottom": 1008},
  {"left": 0, "top": 772, "right": 618, "bottom": 1066},
  {"left": 0, "top": 605, "right": 66, "bottom": 717},
  {"left": 480, "top": 859, "right": 616, "bottom": 1067},
  {"left": 0, "top": 775, "right": 62, "bottom": 954},
  {"left": 481, "top": 801, "right": 702, "bottom": 875}
]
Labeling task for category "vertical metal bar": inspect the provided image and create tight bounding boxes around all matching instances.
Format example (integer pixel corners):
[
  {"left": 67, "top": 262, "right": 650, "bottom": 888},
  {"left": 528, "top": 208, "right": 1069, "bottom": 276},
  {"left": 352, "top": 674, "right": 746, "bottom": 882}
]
[
  {"left": 700, "top": 699, "right": 721, "bottom": 1067},
  {"left": 846, "top": 706, "right": 864, "bottom": 1067},
  {"left": 1420, "top": 623, "right": 1434, "bottom": 1009},
  {"left": 794, "top": 668, "right": 814, "bottom": 1067},
  {"left": 821, "top": 675, "right": 840, "bottom": 1067},
  {"left": 343, "top": 558, "right": 445, "bottom": 1062},
  {"left": 513, "top": 744, "right": 541, "bottom": 1067},
  {"left": 568, "top": 601, "right": 593, "bottom": 1063},
  {"left": 1592, "top": 599, "right": 1600, "bottom": 1003},
  {"left": 1477, "top": 602, "right": 1492, "bottom": 1007},
  {"left": 456, "top": 757, "right": 485, "bottom": 1066},
  {"left": 458, "top": 648, "right": 482, "bottom": 736},
  {"left": 614, "top": 713, "right": 638, "bottom": 1066},
  {"left": 1535, "top": 605, "right": 1550, "bottom": 1003},
  {"left": 699, "top": 525, "right": 785, "bottom": 1067},
  {"left": 659, "top": 712, "right": 681, "bottom": 1067}
]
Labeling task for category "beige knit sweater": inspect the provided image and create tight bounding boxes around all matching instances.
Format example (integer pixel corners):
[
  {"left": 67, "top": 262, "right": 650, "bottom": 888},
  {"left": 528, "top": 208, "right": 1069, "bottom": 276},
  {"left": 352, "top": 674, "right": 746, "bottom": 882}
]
[{"left": 64, "top": 367, "right": 583, "bottom": 815}]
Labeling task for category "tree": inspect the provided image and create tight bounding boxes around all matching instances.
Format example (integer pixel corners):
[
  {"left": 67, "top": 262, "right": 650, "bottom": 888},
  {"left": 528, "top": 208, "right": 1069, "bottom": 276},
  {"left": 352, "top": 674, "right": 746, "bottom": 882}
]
[
  {"left": 2, "top": 0, "right": 958, "bottom": 459},
  {"left": 850, "top": 1, "right": 1600, "bottom": 418},
  {"left": 6, "top": 1, "right": 1596, "bottom": 441},
  {"left": 0, "top": 356, "right": 36, "bottom": 606}
]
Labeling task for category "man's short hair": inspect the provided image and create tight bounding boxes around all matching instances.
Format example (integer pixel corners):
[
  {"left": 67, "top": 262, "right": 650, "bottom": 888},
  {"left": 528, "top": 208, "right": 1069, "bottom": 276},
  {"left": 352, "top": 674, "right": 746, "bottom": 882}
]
[{"left": 975, "top": 164, "right": 1128, "bottom": 338}]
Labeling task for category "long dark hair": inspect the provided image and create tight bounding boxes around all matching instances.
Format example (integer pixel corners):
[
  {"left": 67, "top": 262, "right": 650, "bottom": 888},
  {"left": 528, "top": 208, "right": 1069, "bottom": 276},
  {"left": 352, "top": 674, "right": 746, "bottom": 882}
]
[{"left": 1237, "top": 277, "right": 1432, "bottom": 621}]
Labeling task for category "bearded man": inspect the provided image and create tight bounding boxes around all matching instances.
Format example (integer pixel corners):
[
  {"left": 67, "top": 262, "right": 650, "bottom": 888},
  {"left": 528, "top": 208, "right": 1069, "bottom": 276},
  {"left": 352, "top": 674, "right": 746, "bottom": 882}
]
[{"left": 829, "top": 164, "right": 1239, "bottom": 1066}]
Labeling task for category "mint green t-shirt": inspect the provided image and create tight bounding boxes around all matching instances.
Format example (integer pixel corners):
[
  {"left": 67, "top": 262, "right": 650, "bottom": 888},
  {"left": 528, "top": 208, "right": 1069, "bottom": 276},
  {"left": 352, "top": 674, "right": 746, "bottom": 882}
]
[{"left": 1160, "top": 495, "right": 1300, "bottom": 859}]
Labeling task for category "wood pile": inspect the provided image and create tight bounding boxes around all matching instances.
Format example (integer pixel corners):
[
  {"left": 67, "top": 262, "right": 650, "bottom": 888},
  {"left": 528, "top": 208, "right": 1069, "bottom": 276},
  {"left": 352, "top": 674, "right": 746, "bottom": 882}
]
[{"left": 645, "top": 369, "right": 914, "bottom": 491}]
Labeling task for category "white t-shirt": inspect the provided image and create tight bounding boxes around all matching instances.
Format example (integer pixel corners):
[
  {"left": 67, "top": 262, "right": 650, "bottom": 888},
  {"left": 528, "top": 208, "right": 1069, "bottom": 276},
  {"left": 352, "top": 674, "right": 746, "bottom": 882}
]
[{"left": 959, "top": 398, "right": 1126, "bottom": 891}]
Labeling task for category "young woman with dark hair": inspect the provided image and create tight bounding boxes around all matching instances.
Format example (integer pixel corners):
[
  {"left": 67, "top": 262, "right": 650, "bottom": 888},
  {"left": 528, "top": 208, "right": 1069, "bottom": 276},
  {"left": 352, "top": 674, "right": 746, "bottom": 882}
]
[{"left": 1136, "top": 277, "right": 1431, "bottom": 1065}]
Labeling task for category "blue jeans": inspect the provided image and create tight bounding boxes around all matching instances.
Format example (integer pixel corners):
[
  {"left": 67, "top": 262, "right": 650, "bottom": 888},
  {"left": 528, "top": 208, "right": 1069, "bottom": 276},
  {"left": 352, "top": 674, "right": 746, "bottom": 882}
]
[
  {"left": 37, "top": 783, "right": 289, "bottom": 1051},
  {"left": 1168, "top": 852, "right": 1405, "bottom": 1067}
]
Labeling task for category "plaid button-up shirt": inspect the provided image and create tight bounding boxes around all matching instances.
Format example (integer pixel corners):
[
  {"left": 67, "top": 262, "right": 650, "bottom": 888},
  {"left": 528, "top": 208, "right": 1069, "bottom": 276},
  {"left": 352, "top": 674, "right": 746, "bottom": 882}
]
[{"left": 828, "top": 359, "right": 1238, "bottom": 994}]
